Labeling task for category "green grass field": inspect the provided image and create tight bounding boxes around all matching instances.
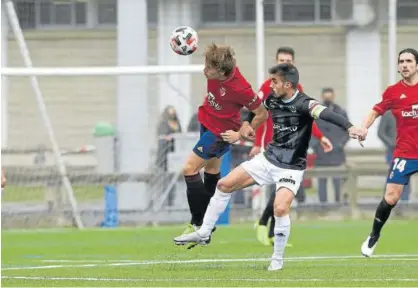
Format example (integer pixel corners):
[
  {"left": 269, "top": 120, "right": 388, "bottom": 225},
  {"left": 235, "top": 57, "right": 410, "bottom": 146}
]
[
  {"left": 1, "top": 186, "right": 383, "bottom": 202},
  {"left": 2, "top": 220, "right": 418, "bottom": 287}
]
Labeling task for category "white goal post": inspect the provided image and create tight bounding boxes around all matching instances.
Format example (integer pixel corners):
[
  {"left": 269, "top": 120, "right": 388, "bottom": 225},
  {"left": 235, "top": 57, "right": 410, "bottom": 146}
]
[{"left": 1, "top": 0, "right": 206, "bottom": 228}]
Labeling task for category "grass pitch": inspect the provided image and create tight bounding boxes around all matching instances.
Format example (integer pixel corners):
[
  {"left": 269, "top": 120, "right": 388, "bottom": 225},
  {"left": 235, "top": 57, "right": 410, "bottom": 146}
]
[{"left": 2, "top": 220, "right": 418, "bottom": 287}]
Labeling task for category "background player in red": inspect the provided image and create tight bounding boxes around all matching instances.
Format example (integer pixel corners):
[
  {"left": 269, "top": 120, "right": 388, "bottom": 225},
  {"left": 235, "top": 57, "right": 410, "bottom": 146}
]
[
  {"left": 361, "top": 48, "right": 418, "bottom": 257},
  {"left": 178, "top": 43, "right": 268, "bottom": 245},
  {"left": 252, "top": 47, "right": 333, "bottom": 246}
]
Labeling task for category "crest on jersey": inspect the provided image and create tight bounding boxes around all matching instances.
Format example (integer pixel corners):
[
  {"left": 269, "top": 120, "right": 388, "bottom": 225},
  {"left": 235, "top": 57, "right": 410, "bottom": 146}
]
[
  {"left": 220, "top": 87, "right": 226, "bottom": 97},
  {"left": 400, "top": 94, "right": 407, "bottom": 99}
]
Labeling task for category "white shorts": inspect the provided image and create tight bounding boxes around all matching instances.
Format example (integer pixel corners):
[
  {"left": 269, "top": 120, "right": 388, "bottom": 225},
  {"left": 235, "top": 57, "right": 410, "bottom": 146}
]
[{"left": 241, "top": 153, "right": 304, "bottom": 195}]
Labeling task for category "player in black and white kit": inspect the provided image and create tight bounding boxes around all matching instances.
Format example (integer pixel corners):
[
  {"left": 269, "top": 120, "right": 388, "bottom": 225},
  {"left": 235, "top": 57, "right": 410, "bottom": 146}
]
[{"left": 174, "top": 63, "right": 366, "bottom": 270}]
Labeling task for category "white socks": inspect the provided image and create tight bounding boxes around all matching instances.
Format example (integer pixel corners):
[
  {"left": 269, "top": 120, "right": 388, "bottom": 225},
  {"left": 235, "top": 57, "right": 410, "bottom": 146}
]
[
  {"left": 272, "top": 215, "right": 291, "bottom": 261},
  {"left": 198, "top": 189, "right": 232, "bottom": 237}
]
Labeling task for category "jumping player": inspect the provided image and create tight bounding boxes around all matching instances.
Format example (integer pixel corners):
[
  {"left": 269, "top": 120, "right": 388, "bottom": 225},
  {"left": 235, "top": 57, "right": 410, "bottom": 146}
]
[
  {"left": 360, "top": 48, "right": 418, "bottom": 257},
  {"left": 253, "top": 47, "right": 333, "bottom": 246},
  {"left": 179, "top": 43, "right": 268, "bottom": 246},
  {"left": 220, "top": 47, "right": 333, "bottom": 246},
  {"left": 174, "top": 63, "right": 366, "bottom": 270}
]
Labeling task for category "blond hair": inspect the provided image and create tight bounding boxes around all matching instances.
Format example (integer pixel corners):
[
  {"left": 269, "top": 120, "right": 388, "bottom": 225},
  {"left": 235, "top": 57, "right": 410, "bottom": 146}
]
[{"left": 204, "top": 43, "right": 236, "bottom": 76}]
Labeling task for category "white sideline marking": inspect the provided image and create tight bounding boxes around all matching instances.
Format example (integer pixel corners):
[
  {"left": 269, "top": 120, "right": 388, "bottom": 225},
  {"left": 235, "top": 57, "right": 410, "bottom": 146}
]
[
  {"left": 2, "top": 254, "right": 418, "bottom": 271},
  {"left": 39, "top": 255, "right": 418, "bottom": 264},
  {"left": 2, "top": 276, "right": 418, "bottom": 283}
]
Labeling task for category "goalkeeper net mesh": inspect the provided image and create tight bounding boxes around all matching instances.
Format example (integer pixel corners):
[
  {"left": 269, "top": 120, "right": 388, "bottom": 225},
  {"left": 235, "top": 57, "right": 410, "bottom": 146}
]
[{"left": 2, "top": 0, "right": 211, "bottom": 229}]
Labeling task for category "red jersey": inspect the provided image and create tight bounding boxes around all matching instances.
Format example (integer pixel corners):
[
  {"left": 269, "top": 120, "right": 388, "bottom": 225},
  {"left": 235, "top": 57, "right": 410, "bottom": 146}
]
[
  {"left": 254, "top": 79, "right": 324, "bottom": 148},
  {"left": 198, "top": 67, "right": 262, "bottom": 136},
  {"left": 373, "top": 80, "right": 418, "bottom": 159}
]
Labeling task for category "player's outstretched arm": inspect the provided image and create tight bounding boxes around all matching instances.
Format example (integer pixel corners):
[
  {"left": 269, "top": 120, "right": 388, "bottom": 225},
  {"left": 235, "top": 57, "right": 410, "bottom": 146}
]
[
  {"left": 306, "top": 100, "right": 366, "bottom": 140},
  {"left": 362, "top": 109, "right": 380, "bottom": 129}
]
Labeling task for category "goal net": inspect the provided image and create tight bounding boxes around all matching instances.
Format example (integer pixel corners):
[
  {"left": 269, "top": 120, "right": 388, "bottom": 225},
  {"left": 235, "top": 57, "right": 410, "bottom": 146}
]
[{"left": 1, "top": 0, "right": 206, "bottom": 229}]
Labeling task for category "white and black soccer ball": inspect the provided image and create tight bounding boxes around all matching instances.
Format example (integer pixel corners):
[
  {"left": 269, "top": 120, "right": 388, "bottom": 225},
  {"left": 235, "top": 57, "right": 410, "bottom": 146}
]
[{"left": 170, "top": 26, "right": 198, "bottom": 56}]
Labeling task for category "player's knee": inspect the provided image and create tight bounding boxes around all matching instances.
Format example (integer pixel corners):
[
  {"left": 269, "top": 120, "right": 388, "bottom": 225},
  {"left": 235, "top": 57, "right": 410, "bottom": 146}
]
[
  {"left": 273, "top": 203, "right": 289, "bottom": 217},
  {"left": 384, "top": 184, "right": 403, "bottom": 205},
  {"left": 183, "top": 162, "right": 199, "bottom": 176},
  {"left": 216, "top": 179, "right": 234, "bottom": 193}
]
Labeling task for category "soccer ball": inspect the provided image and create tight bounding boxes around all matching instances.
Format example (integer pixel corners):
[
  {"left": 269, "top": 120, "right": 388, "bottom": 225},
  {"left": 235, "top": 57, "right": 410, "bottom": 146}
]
[{"left": 170, "top": 26, "right": 198, "bottom": 56}]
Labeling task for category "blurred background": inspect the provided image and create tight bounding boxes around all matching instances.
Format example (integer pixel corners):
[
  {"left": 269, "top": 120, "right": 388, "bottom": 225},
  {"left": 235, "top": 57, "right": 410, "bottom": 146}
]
[{"left": 1, "top": 0, "right": 417, "bottom": 229}]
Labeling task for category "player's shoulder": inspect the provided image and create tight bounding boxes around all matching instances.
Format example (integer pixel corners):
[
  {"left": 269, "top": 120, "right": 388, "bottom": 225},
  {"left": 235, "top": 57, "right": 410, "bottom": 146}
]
[
  {"left": 383, "top": 81, "right": 405, "bottom": 98},
  {"left": 295, "top": 92, "right": 320, "bottom": 110},
  {"left": 296, "top": 91, "right": 315, "bottom": 103},
  {"left": 224, "top": 66, "right": 252, "bottom": 91}
]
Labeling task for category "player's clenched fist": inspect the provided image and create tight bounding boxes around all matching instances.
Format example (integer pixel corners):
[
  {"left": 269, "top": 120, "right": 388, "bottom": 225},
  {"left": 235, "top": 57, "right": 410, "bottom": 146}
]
[{"left": 239, "top": 123, "right": 255, "bottom": 141}]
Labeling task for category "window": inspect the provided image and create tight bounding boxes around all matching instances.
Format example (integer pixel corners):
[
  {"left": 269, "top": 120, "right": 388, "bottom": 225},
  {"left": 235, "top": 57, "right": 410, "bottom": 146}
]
[
  {"left": 75, "top": 1, "right": 86, "bottom": 25},
  {"left": 201, "top": 0, "right": 236, "bottom": 23},
  {"left": 14, "top": 0, "right": 36, "bottom": 29},
  {"left": 397, "top": 0, "right": 418, "bottom": 22},
  {"left": 282, "top": 0, "right": 315, "bottom": 22},
  {"left": 38, "top": 0, "right": 86, "bottom": 26},
  {"left": 242, "top": 0, "right": 276, "bottom": 22},
  {"left": 96, "top": 0, "right": 157, "bottom": 25},
  {"left": 319, "top": 0, "right": 332, "bottom": 21},
  {"left": 54, "top": 1, "right": 72, "bottom": 25},
  {"left": 147, "top": 0, "right": 158, "bottom": 23},
  {"left": 98, "top": 0, "right": 117, "bottom": 24}
]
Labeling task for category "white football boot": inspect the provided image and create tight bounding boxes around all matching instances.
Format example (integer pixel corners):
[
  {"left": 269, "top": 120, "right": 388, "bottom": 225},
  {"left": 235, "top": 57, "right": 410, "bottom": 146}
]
[
  {"left": 268, "top": 258, "right": 284, "bottom": 271},
  {"left": 361, "top": 235, "right": 379, "bottom": 257},
  {"left": 174, "top": 231, "right": 210, "bottom": 247}
]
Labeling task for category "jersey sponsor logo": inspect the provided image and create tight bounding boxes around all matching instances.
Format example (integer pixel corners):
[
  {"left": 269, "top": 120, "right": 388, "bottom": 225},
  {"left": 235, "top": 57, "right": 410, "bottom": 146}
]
[
  {"left": 272, "top": 124, "right": 298, "bottom": 132},
  {"left": 197, "top": 146, "right": 203, "bottom": 153},
  {"left": 207, "top": 92, "right": 222, "bottom": 110},
  {"left": 278, "top": 177, "right": 296, "bottom": 185},
  {"left": 401, "top": 104, "right": 418, "bottom": 119}
]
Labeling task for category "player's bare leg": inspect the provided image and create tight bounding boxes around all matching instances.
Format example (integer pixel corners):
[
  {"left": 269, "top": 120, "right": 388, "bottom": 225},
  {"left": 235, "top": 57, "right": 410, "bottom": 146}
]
[
  {"left": 174, "top": 165, "right": 255, "bottom": 246},
  {"left": 361, "top": 183, "right": 402, "bottom": 257},
  {"left": 268, "top": 186, "right": 294, "bottom": 271}
]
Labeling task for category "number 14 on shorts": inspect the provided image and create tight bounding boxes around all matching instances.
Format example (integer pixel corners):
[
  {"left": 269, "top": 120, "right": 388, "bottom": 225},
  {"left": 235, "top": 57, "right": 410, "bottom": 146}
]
[
  {"left": 388, "top": 157, "right": 418, "bottom": 185},
  {"left": 392, "top": 158, "right": 406, "bottom": 172}
]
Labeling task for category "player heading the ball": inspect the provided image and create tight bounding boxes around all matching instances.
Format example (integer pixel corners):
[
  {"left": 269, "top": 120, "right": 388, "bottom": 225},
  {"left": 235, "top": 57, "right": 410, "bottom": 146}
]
[{"left": 176, "top": 43, "right": 268, "bottom": 249}]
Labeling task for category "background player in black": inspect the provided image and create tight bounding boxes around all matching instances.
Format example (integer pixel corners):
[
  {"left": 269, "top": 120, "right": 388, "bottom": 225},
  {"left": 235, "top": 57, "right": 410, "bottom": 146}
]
[{"left": 174, "top": 63, "right": 366, "bottom": 271}]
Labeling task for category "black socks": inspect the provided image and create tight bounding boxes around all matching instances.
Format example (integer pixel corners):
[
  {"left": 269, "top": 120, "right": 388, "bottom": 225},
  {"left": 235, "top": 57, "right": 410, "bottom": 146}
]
[
  {"left": 371, "top": 198, "right": 395, "bottom": 238},
  {"left": 185, "top": 172, "right": 220, "bottom": 227}
]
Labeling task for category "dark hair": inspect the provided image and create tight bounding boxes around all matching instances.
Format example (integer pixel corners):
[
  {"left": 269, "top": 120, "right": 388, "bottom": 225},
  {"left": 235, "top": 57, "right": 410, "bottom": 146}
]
[
  {"left": 398, "top": 48, "right": 418, "bottom": 63},
  {"left": 276, "top": 46, "right": 295, "bottom": 60},
  {"left": 321, "top": 87, "right": 334, "bottom": 94},
  {"left": 268, "top": 63, "right": 299, "bottom": 88}
]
